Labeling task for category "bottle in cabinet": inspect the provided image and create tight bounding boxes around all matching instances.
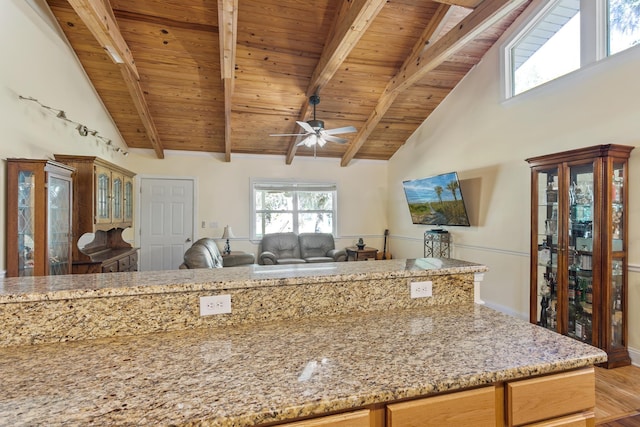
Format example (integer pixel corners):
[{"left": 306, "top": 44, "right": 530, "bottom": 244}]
[{"left": 527, "top": 145, "right": 633, "bottom": 368}]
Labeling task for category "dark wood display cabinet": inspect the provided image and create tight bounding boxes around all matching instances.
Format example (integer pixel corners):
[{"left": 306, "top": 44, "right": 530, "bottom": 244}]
[
  {"left": 6, "top": 159, "right": 74, "bottom": 277},
  {"left": 53, "top": 155, "right": 138, "bottom": 274},
  {"left": 526, "top": 144, "right": 633, "bottom": 368}
]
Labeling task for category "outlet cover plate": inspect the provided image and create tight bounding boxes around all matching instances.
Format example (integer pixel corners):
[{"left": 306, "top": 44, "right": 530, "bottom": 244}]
[
  {"left": 411, "top": 281, "right": 433, "bottom": 298},
  {"left": 200, "top": 294, "right": 232, "bottom": 316}
]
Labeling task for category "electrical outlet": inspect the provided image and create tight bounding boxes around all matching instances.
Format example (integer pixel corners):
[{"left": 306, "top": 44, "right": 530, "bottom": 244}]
[
  {"left": 200, "top": 294, "right": 232, "bottom": 316},
  {"left": 411, "top": 281, "right": 433, "bottom": 298}
]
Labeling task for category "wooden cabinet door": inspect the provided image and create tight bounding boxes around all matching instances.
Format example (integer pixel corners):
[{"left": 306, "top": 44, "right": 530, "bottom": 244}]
[
  {"left": 111, "top": 171, "right": 124, "bottom": 223},
  {"left": 95, "top": 165, "right": 112, "bottom": 225},
  {"left": 6, "top": 159, "right": 73, "bottom": 277},
  {"left": 506, "top": 368, "right": 595, "bottom": 426},
  {"left": 386, "top": 386, "right": 496, "bottom": 427},
  {"left": 123, "top": 175, "right": 134, "bottom": 224},
  {"left": 524, "top": 412, "right": 595, "bottom": 427}
]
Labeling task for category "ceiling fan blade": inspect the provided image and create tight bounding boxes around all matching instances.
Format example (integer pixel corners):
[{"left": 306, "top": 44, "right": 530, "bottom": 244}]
[
  {"left": 323, "top": 125, "right": 357, "bottom": 135},
  {"left": 317, "top": 137, "right": 327, "bottom": 147},
  {"left": 297, "top": 121, "right": 316, "bottom": 134},
  {"left": 269, "top": 133, "right": 308, "bottom": 137},
  {"left": 321, "top": 134, "right": 349, "bottom": 144}
]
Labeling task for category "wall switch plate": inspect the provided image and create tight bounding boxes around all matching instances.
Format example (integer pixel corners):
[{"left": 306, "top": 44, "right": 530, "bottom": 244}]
[
  {"left": 200, "top": 294, "right": 232, "bottom": 316},
  {"left": 201, "top": 221, "right": 206, "bottom": 228},
  {"left": 411, "top": 281, "right": 433, "bottom": 298},
  {"left": 209, "top": 221, "right": 218, "bottom": 229}
]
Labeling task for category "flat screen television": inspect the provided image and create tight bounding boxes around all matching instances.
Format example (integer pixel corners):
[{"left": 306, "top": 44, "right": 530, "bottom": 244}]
[{"left": 402, "top": 172, "right": 470, "bottom": 227}]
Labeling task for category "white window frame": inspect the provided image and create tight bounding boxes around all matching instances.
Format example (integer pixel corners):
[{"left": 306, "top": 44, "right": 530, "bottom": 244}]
[
  {"left": 502, "top": 0, "right": 631, "bottom": 98},
  {"left": 250, "top": 179, "right": 338, "bottom": 241}
]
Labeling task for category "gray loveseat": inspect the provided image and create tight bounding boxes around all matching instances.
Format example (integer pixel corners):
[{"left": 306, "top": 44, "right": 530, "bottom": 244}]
[
  {"left": 179, "top": 238, "right": 255, "bottom": 269},
  {"left": 259, "top": 232, "right": 346, "bottom": 265}
]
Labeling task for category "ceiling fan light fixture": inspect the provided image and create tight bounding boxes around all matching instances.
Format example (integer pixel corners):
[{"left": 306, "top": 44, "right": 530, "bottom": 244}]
[{"left": 307, "top": 119, "right": 324, "bottom": 131}]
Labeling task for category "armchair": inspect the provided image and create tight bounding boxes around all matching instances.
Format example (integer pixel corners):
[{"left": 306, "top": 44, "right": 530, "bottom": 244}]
[
  {"left": 299, "top": 233, "right": 346, "bottom": 263},
  {"left": 179, "top": 238, "right": 254, "bottom": 269},
  {"left": 259, "top": 232, "right": 306, "bottom": 265}
]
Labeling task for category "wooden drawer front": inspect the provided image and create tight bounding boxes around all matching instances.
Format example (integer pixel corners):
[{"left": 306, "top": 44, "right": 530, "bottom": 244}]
[
  {"left": 102, "top": 261, "right": 118, "bottom": 273},
  {"left": 118, "top": 255, "right": 131, "bottom": 271},
  {"left": 129, "top": 252, "right": 138, "bottom": 271},
  {"left": 524, "top": 411, "right": 595, "bottom": 427},
  {"left": 276, "top": 409, "right": 370, "bottom": 427},
  {"left": 507, "top": 368, "right": 595, "bottom": 426},
  {"left": 386, "top": 386, "right": 496, "bottom": 427}
]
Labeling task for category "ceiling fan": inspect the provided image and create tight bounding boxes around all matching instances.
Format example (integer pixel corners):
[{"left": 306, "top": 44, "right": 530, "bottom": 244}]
[{"left": 270, "top": 95, "right": 357, "bottom": 148}]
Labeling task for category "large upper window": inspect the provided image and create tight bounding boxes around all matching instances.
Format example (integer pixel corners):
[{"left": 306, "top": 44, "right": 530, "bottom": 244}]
[
  {"left": 609, "top": 0, "right": 640, "bottom": 54},
  {"left": 506, "top": 0, "right": 640, "bottom": 97},
  {"left": 251, "top": 181, "right": 337, "bottom": 240}
]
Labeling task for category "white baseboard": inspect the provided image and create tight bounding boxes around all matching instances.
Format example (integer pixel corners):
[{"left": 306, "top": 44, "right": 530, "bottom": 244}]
[
  {"left": 483, "top": 301, "right": 528, "bottom": 321},
  {"left": 629, "top": 346, "right": 640, "bottom": 367}
]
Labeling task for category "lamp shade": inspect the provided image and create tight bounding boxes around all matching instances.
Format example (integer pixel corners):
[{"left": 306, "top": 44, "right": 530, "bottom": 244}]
[{"left": 221, "top": 226, "right": 235, "bottom": 239}]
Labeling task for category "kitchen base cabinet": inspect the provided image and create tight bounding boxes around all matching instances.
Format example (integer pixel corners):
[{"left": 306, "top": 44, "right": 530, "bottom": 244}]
[{"left": 269, "top": 368, "right": 595, "bottom": 427}]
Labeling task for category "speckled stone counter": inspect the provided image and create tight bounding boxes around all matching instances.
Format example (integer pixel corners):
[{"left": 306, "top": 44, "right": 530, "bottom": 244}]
[
  {"left": 0, "top": 258, "right": 487, "bottom": 346},
  {"left": 0, "top": 304, "right": 606, "bottom": 426}
]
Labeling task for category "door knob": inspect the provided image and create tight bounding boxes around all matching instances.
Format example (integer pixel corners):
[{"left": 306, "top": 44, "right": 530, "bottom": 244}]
[{"left": 186, "top": 238, "right": 192, "bottom": 243}]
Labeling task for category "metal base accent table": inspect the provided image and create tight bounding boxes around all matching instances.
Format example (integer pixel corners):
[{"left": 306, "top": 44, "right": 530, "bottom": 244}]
[{"left": 424, "top": 230, "right": 450, "bottom": 258}]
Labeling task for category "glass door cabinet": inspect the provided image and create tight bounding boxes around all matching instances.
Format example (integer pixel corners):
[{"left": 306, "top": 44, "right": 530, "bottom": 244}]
[
  {"left": 526, "top": 145, "right": 633, "bottom": 368},
  {"left": 6, "top": 159, "right": 74, "bottom": 277}
]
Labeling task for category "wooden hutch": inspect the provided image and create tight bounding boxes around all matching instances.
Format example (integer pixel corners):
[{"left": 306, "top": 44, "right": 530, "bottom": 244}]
[{"left": 54, "top": 155, "right": 138, "bottom": 274}]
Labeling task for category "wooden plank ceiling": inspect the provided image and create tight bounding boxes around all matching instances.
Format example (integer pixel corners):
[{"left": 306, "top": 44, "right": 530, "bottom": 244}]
[{"left": 46, "top": 0, "right": 531, "bottom": 165}]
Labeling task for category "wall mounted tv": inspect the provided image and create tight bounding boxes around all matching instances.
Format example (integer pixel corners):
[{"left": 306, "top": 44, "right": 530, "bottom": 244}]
[{"left": 402, "top": 172, "right": 471, "bottom": 227}]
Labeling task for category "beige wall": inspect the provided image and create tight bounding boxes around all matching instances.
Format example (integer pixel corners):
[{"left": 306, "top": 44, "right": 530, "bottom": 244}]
[
  {"left": 130, "top": 150, "right": 388, "bottom": 258},
  {"left": 388, "top": 3, "right": 640, "bottom": 360}
]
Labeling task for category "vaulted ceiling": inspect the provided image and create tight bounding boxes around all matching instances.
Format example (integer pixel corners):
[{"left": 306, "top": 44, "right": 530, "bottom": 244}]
[{"left": 46, "top": 0, "right": 530, "bottom": 165}]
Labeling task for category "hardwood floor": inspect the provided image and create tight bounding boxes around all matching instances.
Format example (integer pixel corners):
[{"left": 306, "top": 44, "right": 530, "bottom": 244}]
[{"left": 596, "top": 365, "right": 640, "bottom": 426}]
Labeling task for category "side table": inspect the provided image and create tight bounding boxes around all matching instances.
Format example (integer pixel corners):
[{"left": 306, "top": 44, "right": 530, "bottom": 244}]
[{"left": 346, "top": 247, "right": 378, "bottom": 261}]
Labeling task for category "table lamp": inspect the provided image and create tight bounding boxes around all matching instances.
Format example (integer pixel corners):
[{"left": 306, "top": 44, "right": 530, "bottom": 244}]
[{"left": 221, "top": 225, "right": 235, "bottom": 255}]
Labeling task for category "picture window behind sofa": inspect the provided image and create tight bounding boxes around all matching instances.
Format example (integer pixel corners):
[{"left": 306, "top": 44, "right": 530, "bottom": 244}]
[{"left": 252, "top": 181, "right": 337, "bottom": 240}]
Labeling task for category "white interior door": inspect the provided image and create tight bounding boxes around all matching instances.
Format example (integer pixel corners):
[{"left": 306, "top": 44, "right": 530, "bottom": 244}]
[{"left": 139, "top": 177, "right": 195, "bottom": 271}]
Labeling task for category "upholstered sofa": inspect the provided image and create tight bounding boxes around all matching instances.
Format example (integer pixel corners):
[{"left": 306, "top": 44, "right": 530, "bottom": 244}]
[
  {"left": 259, "top": 232, "right": 346, "bottom": 265},
  {"left": 179, "top": 238, "right": 255, "bottom": 269}
]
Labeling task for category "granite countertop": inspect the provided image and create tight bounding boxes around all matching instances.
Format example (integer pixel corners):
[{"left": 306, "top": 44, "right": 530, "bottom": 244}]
[
  {"left": 0, "top": 303, "right": 607, "bottom": 427},
  {"left": 0, "top": 258, "right": 487, "bottom": 303}
]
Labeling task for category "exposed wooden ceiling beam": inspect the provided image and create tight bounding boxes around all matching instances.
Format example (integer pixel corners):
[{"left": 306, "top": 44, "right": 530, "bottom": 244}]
[
  {"left": 218, "top": 0, "right": 238, "bottom": 162},
  {"left": 431, "top": 0, "right": 483, "bottom": 8},
  {"left": 66, "top": 0, "right": 165, "bottom": 159},
  {"left": 66, "top": 0, "right": 137, "bottom": 77},
  {"left": 285, "top": 0, "right": 387, "bottom": 164},
  {"left": 341, "top": 0, "right": 528, "bottom": 166}
]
